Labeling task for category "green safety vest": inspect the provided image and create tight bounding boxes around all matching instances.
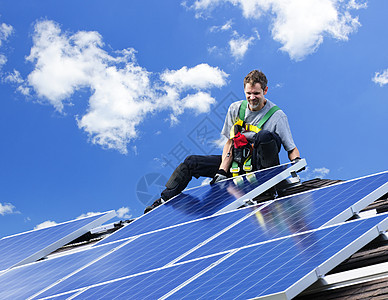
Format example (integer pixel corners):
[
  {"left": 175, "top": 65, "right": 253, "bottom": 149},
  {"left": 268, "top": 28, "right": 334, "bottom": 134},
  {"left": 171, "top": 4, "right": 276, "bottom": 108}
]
[{"left": 230, "top": 100, "right": 280, "bottom": 176}]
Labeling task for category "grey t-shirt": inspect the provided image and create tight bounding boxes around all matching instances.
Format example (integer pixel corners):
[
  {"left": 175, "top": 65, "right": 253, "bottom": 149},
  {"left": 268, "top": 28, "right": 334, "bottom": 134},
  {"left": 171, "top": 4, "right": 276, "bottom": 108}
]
[{"left": 221, "top": 99, "right": 296, "bottom": 152}]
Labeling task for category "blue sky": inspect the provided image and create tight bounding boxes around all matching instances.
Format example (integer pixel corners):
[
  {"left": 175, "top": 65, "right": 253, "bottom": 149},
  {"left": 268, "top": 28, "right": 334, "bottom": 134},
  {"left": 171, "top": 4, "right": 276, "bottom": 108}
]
[{"left": 0, "top": 0, "right": 387, "bottom": 237}]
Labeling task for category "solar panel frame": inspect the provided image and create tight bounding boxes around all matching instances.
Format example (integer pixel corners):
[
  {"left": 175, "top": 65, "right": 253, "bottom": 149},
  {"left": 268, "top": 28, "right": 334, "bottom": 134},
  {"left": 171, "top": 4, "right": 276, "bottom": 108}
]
[
  {"left": 216, "top": 158, "right": 307, "bottom": 213},
  {"left": 0, "top": 210, "right": 115, "bottom": 272}
]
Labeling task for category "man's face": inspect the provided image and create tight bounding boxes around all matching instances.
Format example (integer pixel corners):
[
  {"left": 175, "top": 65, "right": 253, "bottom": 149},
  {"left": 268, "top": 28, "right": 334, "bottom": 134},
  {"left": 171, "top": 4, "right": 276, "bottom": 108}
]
[{"left": 244, "top": 82, "right": 268, "bottom": 111}]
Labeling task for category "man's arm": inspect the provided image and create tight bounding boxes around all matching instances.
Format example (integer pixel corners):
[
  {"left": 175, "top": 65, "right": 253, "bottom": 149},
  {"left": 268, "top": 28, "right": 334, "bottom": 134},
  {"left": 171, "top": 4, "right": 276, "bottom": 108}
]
[
  {"left": 210, "top": 139, "right": 233, "bottom": 185},
  {"left": 219, "top": 139, "right": 234, "bottom": 172},
  {"left": 288, "top": 147, "right": 300, "bottom": 161}
]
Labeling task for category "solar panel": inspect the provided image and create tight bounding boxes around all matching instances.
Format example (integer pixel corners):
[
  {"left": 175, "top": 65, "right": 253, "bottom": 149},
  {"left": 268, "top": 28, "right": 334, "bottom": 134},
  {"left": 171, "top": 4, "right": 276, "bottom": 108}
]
[
  {"left": 97, "top": 159, "right": 306, "bottom": 245},
  {"left": 0, "top": 211, "right": 115, "bottom": 272},
  {"left": 39, "top": 254, "right": 225, "bottom": 300},
  {"left": 182, "top": 171, "right": 388, "bottom": 261},
  {"left": 0, "top": 241, "right": 121, "bottom": 300},
  {"left": 31, "top": 171, "right": 388, "bottom": 299},
  {"left": 41, "top": 213, "right": 388, "bottom": 300},
  {"left": 34, "top": 208, "right": 256, "bottom": 298},
  {"left": 168, "top": 214, "right": 388, "bottom": 300},
  {"left": 1, "top": 170, "right": 387, "bottom": 299}
]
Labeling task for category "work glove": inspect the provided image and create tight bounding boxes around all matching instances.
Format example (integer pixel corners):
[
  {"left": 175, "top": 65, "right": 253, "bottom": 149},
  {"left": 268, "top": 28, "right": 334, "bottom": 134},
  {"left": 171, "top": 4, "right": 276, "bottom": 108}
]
[
  {"left": 291, "top": 157, "right": 305, "bottom": 172},
  {"left": 210, "top": 169, "right": 228, "bottom": 185}
]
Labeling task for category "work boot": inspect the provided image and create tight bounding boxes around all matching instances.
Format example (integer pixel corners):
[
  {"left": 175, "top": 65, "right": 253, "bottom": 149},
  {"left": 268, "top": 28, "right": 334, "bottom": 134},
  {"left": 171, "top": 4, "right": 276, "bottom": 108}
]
[{"left": 144, "top": 198, "right": 165, "bottom": 214}]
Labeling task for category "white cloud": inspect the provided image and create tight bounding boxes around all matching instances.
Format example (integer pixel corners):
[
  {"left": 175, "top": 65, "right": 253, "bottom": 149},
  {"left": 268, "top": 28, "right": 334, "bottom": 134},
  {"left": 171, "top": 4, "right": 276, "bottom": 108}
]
[
  {"left": 18, "top": 20, "right": 228, "bottom": 154},
  {"left": 313, "top": 167, "right": 330, "bottom": 178},
  {"left": 116, "top": 206, "right": 132, "bottom": 219},
  {"left": 0, "top": 22, "right": 13, "bottom": 46},
  {"left": 373, "top": 69, "right": 388, "bottom": 87},
  {"left": 301, "top": 166, "right": 330, "bottom": 181},
  {"left": 189, "top": 0, "right": 365, "bottom": 61},
  {"left": 347, "top": 0, "right": 367, "bottom": 10},
  {"left": 76, "top": 207, "right": 132, "bottom": 220},
  {"left": 160, "top": 63, "right": 227, "bottom": 90},
  {"left": 34, "top": 220, "right": 58, "bottom": 230},
  {"left": 181, "top": 92, "right": 216, "bottom": 114},
  {"left": 210, "top": 20, "right": 233, "bottom": 32},
  {"left": 3, "top": 70, "right": 31, "bottom": 95},
  {"left": 0, "top": 54, "right": 6, "bottom": 68},
  {"left": 0, "top": 22, "right": 13, "bottom": 68},
  {"left": 77, "top": 211, "right": 102, "bottom": 219},
  {"left": 229, "top": 33, "right": 256, "bottom": 60},
  {"left": 0, "top": 202, "right": 19, "bottom": 215},
  {"left": 4, "top": 69, "right": 24, "bottom": 84}
]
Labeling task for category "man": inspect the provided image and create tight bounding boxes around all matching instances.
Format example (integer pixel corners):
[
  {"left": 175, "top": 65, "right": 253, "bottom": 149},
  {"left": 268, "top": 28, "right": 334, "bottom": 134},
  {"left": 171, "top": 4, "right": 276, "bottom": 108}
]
[{"left": 144, "top": 70, "right": 300, "bottom": 213}]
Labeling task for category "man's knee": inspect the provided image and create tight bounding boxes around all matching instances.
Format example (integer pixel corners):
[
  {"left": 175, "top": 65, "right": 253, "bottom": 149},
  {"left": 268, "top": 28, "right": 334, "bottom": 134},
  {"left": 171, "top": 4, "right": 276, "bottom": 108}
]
[
  {"left": 183, "top": 155, "right": 198, "bottom": 170},
  {"left": 253, "top": 130, "right": 280, "bottom": 170},
  {"left": 254, "top": 130, "right": 275, "bottom": 146},
  {"left": 165, "top": 162, "right": 191, "bottom": 190}
]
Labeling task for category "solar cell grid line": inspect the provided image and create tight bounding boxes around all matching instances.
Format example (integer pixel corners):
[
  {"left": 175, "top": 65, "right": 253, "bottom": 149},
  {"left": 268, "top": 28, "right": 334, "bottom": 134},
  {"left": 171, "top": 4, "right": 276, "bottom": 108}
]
[
  {"left": 167, "top": 213, "right": 388, "bottom": 300},
  {"left": 0, "top": 241, "right": 120, "bottom": 300},
  {"left": 35, "top": 205, "right": 268, "bottom": 299},
  {"left": 36, "top": 292, "right": 77, "bottom": 300},
  {"left": 0, "top": 210, "right": 115, "bottom": 272},
  {"left": 96, "top": 159, "right": 306, "bottom": 246},
  {"left": 180, "top": 170, "right": 388, "bottom": 262},
  {"left": 39, "top": 253, "right": 226, "bottom": 300}
]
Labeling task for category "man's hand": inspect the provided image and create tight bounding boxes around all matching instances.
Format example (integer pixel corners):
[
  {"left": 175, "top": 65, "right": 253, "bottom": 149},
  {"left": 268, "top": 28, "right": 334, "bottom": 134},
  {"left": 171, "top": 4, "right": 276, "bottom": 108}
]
[
  {"left": 210, "top": 169, "right": 228, "bottom": 185},
  {"left": 291, "top": 157, "right": 306, "bottom": 172}
]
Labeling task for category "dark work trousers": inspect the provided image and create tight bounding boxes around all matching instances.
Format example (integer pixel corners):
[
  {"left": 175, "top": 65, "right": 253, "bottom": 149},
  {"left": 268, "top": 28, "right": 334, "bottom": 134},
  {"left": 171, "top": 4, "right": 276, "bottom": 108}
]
[
  {"left": 161, "top": 155, "right": 222, "bottom": 201},
  {"left": 161, "top": 130, "right": 281, "bottom": 201}
]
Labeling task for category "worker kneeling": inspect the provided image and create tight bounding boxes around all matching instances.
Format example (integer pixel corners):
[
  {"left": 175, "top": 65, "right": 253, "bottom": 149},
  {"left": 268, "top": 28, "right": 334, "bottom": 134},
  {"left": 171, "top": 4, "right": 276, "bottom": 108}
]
[{"left": 144, "top": 69, "right": 300, "bottom": 214}]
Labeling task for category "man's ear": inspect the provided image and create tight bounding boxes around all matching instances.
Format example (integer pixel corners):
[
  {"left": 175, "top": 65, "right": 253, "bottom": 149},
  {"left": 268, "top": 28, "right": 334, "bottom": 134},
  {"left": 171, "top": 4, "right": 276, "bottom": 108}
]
[{"left": 263, "top": 86, "right": 268, "bottom": 95}]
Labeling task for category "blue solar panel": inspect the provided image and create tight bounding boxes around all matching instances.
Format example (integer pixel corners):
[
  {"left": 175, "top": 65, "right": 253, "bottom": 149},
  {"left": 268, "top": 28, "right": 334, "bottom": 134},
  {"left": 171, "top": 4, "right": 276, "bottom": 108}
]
[
  {"left": 181, "top": 171, "right": 388, "bottom": 261},
  {"left": 44, "top": 214, "right": 388, "bottom": 300},
  {"left": 36, "top": 208, "right": 253, "bottom": 298},
  {"left": 0, "top": 241, "right": 119, "bottom": 300},
  {"left": 32, "top": 172, "right": 388, "bottom": 299},
  {"left": 97, "top": 160, "right": 306, "bottom": 245},
  {"left": 169, "top": 214, "right": 388, "bottom": 299},
  {"left": 2, "top": 170, "right": 387, "bottom": 300},
  {"left": 0, "top": 211, "right": 115, "bottom": 272},
  {"left": 66, "top": 254, "right": 224, "bottom": 300}
]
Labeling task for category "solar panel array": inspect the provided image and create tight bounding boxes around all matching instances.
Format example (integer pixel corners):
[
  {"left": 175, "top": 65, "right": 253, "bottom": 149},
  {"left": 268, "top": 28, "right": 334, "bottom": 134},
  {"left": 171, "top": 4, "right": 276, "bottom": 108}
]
[{"left": 1, "top": 164, "right": 388, "bottom": 300}]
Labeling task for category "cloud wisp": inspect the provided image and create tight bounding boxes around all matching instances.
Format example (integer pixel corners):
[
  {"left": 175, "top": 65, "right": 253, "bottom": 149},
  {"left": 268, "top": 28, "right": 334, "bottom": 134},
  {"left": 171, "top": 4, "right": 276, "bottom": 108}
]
[
  {"left": 0, "top": 21, "right": 13, "bottom": 68},
  {"left": 229, "top": 33, "right": 256, "bottom": 60},
  {"left": 373, "top": 69, "right": 388, "bottom": 87},
  {"left": 34, "top": 220, "right": 58, "bottom": 230},
  {"left": 15, "top": 20, "right": 228, "bottom": 154},
  {"left": 300, "top": 167, "right": 330, "bottom": 181},
  {"left": 189, "top": 0, "right": 366, "bottom": 61},
  {"left": 0, "top": 202, "right": 19, "bottom": 216}
]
